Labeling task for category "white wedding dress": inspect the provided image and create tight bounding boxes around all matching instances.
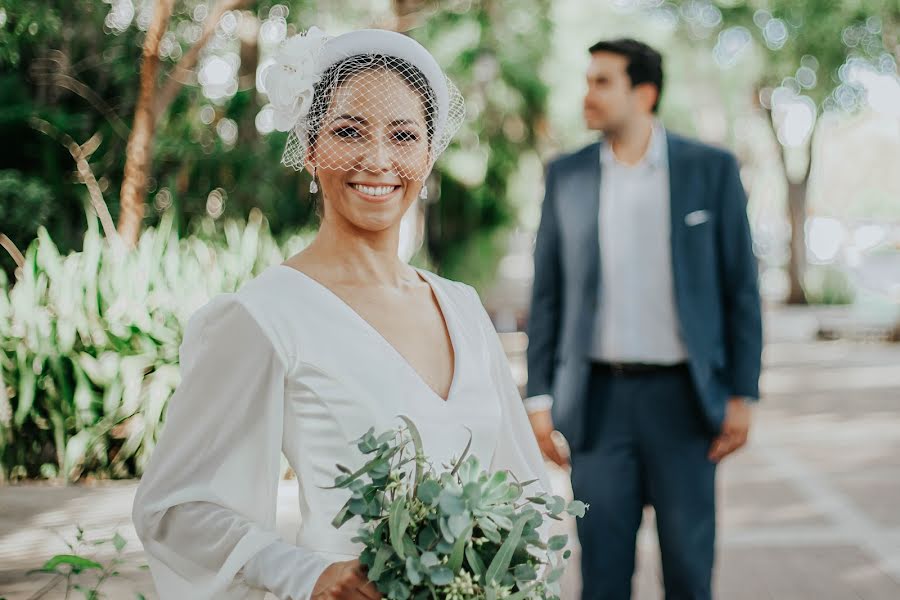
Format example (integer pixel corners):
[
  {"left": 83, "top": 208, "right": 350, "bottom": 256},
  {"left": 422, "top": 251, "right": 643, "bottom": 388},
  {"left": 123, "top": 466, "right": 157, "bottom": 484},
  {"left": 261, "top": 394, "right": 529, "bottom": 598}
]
[{"left": 132, "top": 265, "right": 550, "bottom": 600}]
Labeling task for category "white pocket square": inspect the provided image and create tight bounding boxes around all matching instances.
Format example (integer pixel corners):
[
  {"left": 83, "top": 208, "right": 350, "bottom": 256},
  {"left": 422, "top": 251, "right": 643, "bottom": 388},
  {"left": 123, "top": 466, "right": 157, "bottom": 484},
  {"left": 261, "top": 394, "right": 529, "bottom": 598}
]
[{"left": 684, "top": 209, "right": 711, "bottom": 226}]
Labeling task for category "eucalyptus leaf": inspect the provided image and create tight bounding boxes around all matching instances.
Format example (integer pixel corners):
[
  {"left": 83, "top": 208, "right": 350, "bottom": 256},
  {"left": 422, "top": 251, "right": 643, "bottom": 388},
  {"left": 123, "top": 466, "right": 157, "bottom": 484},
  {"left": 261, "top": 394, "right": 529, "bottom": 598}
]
[
  {"left": 485, "top": 514, "right": 530, "bottom": 585},
  {"left": 547, "top": 534, "right": 568, "bottom": 551},
  {"left": 429, "top": 566, "right": 454, "bottom": 586}
]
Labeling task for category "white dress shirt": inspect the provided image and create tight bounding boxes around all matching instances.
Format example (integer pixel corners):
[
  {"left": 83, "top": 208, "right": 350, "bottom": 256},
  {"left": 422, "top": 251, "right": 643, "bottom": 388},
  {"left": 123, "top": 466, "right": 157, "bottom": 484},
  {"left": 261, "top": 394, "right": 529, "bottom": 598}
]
[{"left": 590, "top": 123, "right": 688, "bottom": 364}]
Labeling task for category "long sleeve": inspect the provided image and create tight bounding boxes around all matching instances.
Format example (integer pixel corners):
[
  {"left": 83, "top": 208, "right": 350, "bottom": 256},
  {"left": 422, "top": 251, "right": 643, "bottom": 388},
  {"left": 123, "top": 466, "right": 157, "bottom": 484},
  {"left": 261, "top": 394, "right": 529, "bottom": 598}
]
[
  {"left": 132, "top": 295, "right": 329, "bottom": 599},
  {"left": 466, "top": 287, "right": 551, "bottom": 498},
  {"left": 716, "top": 154, "right": 762, "bottom": 400},
  {"left": 525, "top": 163, "right": 563, "bottom": 401}
]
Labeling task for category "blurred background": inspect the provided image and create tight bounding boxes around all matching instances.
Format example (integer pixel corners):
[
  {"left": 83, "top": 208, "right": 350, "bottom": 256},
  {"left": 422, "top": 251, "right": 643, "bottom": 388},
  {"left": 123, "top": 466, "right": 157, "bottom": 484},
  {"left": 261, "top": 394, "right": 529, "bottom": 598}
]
[{"left": 1, "top": 0, "right": 899, "bottom": 598}]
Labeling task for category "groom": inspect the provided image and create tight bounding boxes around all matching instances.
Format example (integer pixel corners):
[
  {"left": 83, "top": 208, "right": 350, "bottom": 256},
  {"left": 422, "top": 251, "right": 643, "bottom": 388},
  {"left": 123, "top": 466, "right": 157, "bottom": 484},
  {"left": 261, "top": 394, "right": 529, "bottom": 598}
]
[{"left": 525, "top": 39, "right": 762, "bottom": 599}]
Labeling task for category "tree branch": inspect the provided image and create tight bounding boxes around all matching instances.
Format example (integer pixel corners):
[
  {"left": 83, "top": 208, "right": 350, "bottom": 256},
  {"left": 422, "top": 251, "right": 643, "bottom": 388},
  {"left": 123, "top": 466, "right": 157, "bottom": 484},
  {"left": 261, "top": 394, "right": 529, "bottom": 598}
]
[
  {"left": 29, "top": 118, "right": 121, "bottom": 246},
  {"left": 0, "top": 234, "right": 25, "bottom": 271}
]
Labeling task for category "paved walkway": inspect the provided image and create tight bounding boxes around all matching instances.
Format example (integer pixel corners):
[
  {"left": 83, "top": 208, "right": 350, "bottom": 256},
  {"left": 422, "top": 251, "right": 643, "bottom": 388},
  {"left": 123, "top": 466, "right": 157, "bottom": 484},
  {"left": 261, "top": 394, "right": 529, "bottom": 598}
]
[{"left": 2, "top": 307, "right": 899, "bottom": 599}]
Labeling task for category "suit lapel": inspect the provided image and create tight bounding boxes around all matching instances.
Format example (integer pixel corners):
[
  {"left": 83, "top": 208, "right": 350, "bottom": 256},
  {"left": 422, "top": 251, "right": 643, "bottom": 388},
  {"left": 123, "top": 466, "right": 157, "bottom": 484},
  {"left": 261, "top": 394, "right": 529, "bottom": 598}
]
[
  {"left": 667, "top": 132, "right": 691, "bottom": 313},
  {"left": 580, "top": 142, "right": 602, "bottom": 356}
]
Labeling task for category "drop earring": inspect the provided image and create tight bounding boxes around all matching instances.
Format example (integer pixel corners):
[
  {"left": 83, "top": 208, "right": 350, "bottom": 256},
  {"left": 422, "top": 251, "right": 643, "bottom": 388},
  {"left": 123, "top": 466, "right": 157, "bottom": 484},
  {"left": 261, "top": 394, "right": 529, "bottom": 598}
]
[
  {"left": 309, "top": 169, "right": 318, "bottom": 194},
  {"left": 419, "top": 185, "right": 428, "bottom": 200}
]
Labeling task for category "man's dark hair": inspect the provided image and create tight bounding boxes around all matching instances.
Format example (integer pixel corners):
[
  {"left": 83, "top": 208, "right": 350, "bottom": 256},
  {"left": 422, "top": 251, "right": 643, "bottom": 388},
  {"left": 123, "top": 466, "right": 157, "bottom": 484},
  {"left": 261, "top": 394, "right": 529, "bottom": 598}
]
[{"left": 588, "top": 38, "right": 664, "bottom": 113}]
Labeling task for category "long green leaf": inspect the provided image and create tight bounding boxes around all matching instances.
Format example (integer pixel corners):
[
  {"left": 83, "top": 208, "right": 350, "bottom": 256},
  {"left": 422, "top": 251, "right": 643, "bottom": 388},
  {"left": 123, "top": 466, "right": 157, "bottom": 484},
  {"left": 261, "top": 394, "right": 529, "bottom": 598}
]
[
  {"left": 485, "top": 514, "right": 530, "bottom": 585},
  {"left": 465, "top": 545, "right": 486, "bottom": 577},
  {"left": 398, "top": 415, "right": 425, "bottom": 490},
  {"left": 450, "top": 427, "right": 473, "bottom": 477},
  {"left": 368, "top": 544, "right": 393, "bottom": 580},
  {"left": 32, "top": 554, "right": 103, "bottom": 574},
  {"left": 389, "top": 497, "right": 410, "bottom": 559},
  {"left": 321, "top": 444, "right": 402, "bottom": 489},
  {"left": 447, "top": 523, "right": 472, "bottom": 573}
]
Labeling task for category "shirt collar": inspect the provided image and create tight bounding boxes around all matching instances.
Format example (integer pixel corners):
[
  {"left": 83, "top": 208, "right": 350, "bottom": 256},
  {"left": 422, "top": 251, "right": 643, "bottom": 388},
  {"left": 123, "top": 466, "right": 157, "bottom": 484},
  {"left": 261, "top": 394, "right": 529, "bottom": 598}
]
[{"left": 600, "top": 121, "right": 667, "bottom": 169}]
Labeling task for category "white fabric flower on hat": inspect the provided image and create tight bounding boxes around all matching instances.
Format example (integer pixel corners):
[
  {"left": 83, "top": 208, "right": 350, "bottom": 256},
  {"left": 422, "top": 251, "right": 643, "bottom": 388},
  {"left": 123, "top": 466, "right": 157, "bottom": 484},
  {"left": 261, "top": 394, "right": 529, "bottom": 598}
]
[{"left": 265, "top": 26, "right": 331, "bottom": 132}]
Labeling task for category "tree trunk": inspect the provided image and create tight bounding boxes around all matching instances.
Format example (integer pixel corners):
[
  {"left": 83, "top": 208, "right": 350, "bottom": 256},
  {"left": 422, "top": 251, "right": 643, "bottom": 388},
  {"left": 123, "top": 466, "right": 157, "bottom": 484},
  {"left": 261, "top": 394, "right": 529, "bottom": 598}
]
[
  {"left": 785, "top": 178, "right": 808, "bottom": 304},
  {"left": 117, "top": 0, "right": 174, "bottom": 247},
  {"left": 766, "top": 107, "right": 812, "bottom": 305}
]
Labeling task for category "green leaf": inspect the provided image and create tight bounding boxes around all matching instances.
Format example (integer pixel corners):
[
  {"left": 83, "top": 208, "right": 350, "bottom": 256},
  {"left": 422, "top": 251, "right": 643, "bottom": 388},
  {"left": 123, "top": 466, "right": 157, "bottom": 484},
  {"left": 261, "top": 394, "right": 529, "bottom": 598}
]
[
  {"left": 323, "top": 444, "right": 402, "bottom": 489},
  {"left": 438, "top": 489, "right": 466, "bottom": 515},
  {"left": 485, "top": 514, "right": 530, "bottom": 585},
  {"left": 450, "top": 427, "right": 473, "bottom": 477},
  {"left": 547, "top": 567, "right": 565, "bottom": 583},
  {"left": 465, "top": 545, "right": 486, "bottom": 577},
  {"left": 405, "top": 556, "right": 422, "bottom": 585},
  {"left": 386, "top": 578, "right": 411, "bottom": 600},
  {"left": 448, "top": 523, "right": 472, "bottom": 574},
  {"left": 439, "top": 516, "right": 456, "bottom": 543},
  {"left": 368, "top": 544, "right": 393, "bottom": 580},
  {"left": 402, "top": 534, "right": 418, "bottom": 559},
  {"left": 34, "top": 554, "right": 103, "bottom": 574},
  {"left": 389, "top": 497, "right": 410, "bottom": 559},
  {"left": 477, "top": 516, "right": 501, "bottom": 544},
  {"left": 566, "top": 500, "right": 589, "bottom": 518},
  {"left": 420, "top": 551, "right": 440, "bottom": 568},
  {"left": 13, "top": 353, "right": 35, "bottom": 427},
  {"left": 417, "top": 479, "right": 441, "bottom": 506},
  {"left": 113, "top": 532, "right": 127, "bottom": 553},
  {"left": 547, "top": 534, "right": 568, "bottom": 551},
  {"left": 504, "top": 581, "right": 541, "bottom": 600},
  {"left": 546, "top": 495, "right": 566, "bottom": 516},
  {"left": 330, "top": 499, "right": 354, "bottom": 529},
  {"left": 513, "top": 563, "right": 537, "bottom": 581},
  {"left": 399, "top": 416, "right": 425, "bottom": 487},
  {"left": 448, "top": 513, "right": 471, "bottom": 538},
  {"left": 418, "top": 525, "right": 439, "bottom": 549},
  {"left": 429, "top": 566, "right": 454, "bottom": 586}
]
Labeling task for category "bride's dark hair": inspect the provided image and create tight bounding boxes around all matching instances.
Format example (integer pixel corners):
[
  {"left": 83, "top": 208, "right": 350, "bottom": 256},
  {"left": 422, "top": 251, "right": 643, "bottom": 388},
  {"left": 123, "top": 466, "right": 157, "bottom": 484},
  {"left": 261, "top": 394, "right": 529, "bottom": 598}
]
[{"left": 305, "top": 54, "right": 438, "bottom": 150}]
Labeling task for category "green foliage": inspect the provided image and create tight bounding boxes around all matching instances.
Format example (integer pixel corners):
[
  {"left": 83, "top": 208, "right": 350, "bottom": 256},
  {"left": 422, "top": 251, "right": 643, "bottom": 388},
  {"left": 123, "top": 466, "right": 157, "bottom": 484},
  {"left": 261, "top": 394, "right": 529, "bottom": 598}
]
[
  {"left": 803, "top": 264, "right": 855, "bottom": 305},
  {"left": 0, "top": 209, "right": 314, "bottom": 482},
  {"left": 0, "top": 170, "right": 55, "bottom": 252},
  {"left": 415, "top": 1, "right": 552, "bottom": 283},
  {"left": 331, "top": 419, "right": 587, "bottom": 600},
  {"left": 670, "top": 0, "right": 899, "bottom": 111},
  {"left": 1, "top": 1, "right": 553, "bottom": 287},
  {"left": 24, "top": 524, "right": 149, "bottom": 599}
]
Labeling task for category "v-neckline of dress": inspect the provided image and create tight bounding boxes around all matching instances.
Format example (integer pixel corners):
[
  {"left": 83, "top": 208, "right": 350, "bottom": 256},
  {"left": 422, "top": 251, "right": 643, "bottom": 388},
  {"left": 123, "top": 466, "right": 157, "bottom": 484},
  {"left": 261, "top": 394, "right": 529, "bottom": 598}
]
[{"left": 275, "top": 264, "right": 459, "bottom": 404}]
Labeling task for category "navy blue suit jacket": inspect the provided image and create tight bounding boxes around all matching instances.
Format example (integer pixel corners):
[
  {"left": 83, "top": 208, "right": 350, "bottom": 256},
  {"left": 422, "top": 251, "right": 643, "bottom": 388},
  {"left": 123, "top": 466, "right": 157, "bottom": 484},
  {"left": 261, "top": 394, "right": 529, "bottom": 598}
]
[{"left": 526, "top": 132, "right": 763, "bottom": 451}]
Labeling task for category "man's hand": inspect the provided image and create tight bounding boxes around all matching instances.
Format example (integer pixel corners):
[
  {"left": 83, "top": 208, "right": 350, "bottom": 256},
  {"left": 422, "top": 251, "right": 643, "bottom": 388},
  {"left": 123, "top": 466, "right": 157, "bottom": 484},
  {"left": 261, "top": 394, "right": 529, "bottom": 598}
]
[
  {"left": 528, "top": 408, "right": 569, "bottom": 468},
  {"left": 312, "top": 559, "right": 381, "bottom": 600},
  {"left": 708, "top": 397, "right": 753, "bottom": 463}
]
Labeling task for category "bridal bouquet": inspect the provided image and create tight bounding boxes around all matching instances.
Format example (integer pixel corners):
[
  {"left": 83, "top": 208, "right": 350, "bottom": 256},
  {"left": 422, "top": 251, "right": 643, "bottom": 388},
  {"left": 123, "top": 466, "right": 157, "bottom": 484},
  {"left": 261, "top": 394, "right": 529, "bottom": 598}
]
[{"left": 329, "top": 417, "right": 587, "bottom": 600}]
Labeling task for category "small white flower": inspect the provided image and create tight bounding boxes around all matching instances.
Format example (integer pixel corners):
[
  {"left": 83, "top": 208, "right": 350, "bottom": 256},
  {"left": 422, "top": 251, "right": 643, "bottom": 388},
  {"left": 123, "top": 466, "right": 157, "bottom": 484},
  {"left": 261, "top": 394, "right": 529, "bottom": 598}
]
[{"left": 264, "top": 26, "right": 330, "bottom": 132}]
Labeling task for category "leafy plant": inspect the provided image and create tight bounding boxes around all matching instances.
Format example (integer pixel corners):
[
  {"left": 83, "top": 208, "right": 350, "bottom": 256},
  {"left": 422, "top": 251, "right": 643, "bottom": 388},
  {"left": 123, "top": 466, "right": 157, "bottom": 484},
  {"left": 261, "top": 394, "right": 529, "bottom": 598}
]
[
  {"left": 0, "top": 208, "right": 314, "bottom": 482},
  {"left": 331, "top": 417, "right": 587, "bottom": 600},
  {"left": 25, "top": 525, "right": 148, "bottom": 599}
]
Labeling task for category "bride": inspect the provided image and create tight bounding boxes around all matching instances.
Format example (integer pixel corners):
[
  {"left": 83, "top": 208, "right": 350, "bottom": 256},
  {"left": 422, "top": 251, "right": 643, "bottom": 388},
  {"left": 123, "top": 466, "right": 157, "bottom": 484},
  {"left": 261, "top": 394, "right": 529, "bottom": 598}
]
[{"left": 132, "top": 26, "right": 550, "bottom": 600}]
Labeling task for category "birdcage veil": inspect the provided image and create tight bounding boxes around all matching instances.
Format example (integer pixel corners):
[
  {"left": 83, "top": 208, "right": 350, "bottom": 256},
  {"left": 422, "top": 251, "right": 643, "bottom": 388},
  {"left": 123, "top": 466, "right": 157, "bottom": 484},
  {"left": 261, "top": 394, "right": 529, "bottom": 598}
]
[{"left": 264, "top": 27, "right": 465, "bottom": 182}]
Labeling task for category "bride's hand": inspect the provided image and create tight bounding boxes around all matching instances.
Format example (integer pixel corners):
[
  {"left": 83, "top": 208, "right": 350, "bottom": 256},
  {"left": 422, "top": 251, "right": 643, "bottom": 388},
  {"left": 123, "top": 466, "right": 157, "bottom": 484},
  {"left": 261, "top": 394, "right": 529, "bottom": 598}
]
[{"left": 312, "top": 559, "right": 382, "bottom": 600}]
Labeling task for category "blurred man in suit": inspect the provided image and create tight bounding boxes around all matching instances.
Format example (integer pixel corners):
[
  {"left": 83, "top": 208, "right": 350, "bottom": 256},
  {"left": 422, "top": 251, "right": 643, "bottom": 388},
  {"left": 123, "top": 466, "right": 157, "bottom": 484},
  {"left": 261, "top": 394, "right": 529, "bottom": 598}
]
[{"left": 525, "top": 39, "right": 762, "bottom": 599}]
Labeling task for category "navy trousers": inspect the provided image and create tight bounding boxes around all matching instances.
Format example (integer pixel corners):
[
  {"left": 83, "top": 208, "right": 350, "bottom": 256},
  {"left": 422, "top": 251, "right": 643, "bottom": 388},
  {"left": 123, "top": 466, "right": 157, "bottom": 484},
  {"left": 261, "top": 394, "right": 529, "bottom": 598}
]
[{"left": 571, "top": 364, "right": 716, "bottom": 600}]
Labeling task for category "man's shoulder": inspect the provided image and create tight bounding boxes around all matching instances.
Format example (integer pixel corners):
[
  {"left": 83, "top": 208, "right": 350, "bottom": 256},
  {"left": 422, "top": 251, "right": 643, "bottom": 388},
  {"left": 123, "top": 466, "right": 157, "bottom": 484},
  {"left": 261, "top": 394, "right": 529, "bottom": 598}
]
[
  {"left": 546, "top": 142, "right": 600, "bottom": 174},
  {"left": 667, "top": 130, "right": 735, "bottom": 165}
]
